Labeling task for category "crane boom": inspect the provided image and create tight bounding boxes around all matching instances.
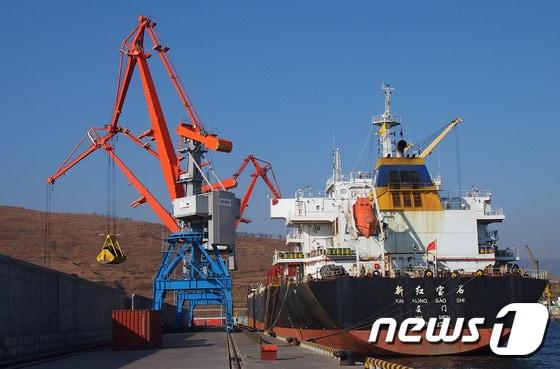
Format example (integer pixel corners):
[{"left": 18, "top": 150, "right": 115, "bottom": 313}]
[
  {"left": 235, "top": 155, "right": 282, "bottom": 226},
  {"left": 145, "top": 27, "right": 205, "bottom": 132},
  {"left": 419, "top": 117, "right": 463, "bottom": 158},
  {"left": 525, "top": 244, "right": 539, "bottom": 271},
  {"left": 198, "top": 155, "right": 282, "bottom": 226},
  {"left": 106, "top": 147, "right": 179, "bottom": 232}
]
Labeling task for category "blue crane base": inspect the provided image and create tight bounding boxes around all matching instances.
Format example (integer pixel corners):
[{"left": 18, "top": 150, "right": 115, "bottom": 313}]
[{"left": 152, "top": 231, "right": 233, "bottom": 332}]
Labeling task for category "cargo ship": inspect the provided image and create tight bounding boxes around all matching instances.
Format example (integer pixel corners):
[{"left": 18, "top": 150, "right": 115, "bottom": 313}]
[{"left": 247, "top": 84, "right": 548, "bottom": 356}]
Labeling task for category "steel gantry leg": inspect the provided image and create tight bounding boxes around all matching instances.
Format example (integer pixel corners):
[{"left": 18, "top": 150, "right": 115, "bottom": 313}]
[{"left": 153, "top": 231, "right": 234, "bottom": 331}]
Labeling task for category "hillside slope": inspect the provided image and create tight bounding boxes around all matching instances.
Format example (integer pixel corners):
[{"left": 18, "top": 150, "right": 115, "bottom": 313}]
[{"left": 0, "top": 206, "right": 288, "bottom": 304}]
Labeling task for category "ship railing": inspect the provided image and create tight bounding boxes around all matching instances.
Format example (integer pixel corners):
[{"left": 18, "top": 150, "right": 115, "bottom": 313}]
[
  {"left": 523, "top": 270, "right": 548, "bottom": 279},
  {"left": 478, "top": 245, "right": 496, "bottom": 255},
  {"left": 495, "top": 247, "right": 518, "bottom": 258},
  {"left": 286, "top": 229, "right": 303, "bottom": 241},
  {"left": 391, "top": 267, "right": 426, "bottom": 278},
  {"left": 326, "top": 172, "right": 374, "bottom": 188},
  {"left": 488, "top": 268, "right": 548, "bottom": 279},
  {"left": 295, "top": 188, "right": 324, "bottom": 199},
  {"left": 302, "top": 247, "right": 357, "bottom": 258},
  {"left": 391, "top": 267, "right": 547, "bottom": 280},
  {"left": 350, "top": 172, "right": 374, "bottom": 181},
  {"left": 372, "top": 113, "right": 402, "bottom": 124},
  {"left": 441, "top": 199, "right": 470, "bottom": 210},
  {"left": 388, "top": 182, "right": 435, "bottom": 190},
  {"left": 326, "top": 173, "right": 352, "bottom": 184},
  {"left": 470, "top": 268, "right": 548, "bottom": 279},
  {"left": 275, "top": 247, "right": 358, "bottom": 260},
  {"left": 273, "top": 250, "right": 305, "bottom": 262},
  {"left": 484, "top": 208, "right": 503, "bottom": 216},
  {"left": 324, "top": 247, "right": 355, "bottom": 257},
  {"left": 440, "top": 189, "right": 492, "bottom": 198}
]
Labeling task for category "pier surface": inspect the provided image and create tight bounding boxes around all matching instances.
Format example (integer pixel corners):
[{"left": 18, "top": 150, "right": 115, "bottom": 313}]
[
  {"left": 17, "top": 329, "right": 344, "bottom": 369},
  {"left": 234, "top": 331, "right": 343, "bottom": 368}
]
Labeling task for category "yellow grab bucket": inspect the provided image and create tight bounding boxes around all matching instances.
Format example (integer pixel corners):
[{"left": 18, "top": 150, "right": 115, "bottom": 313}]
[{"left": 96, "top": 234, "right": 126, "bottom": 265}]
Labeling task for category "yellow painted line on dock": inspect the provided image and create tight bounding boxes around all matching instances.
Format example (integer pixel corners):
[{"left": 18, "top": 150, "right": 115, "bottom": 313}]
[
  {"left": 364, "top": 357, "right": 414, "bottom": 369},
  {"left": 298, "top": 340, "right": 338, "bottom": 358}
]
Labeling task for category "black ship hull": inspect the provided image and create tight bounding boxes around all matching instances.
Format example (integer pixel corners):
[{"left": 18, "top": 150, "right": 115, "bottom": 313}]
[{"left": 247, "top": 275, "right": 548, "bottom": 356}]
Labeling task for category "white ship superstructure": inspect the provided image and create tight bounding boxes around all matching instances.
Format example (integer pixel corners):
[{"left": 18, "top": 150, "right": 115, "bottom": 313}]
[{"left": 269, "top": 85, "right": 519, "bottom": 281}]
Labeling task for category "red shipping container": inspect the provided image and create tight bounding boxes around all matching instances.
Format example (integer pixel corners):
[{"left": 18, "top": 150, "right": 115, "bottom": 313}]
[{"left": 112, "top": 309, "right": 162, "bottom": 350}]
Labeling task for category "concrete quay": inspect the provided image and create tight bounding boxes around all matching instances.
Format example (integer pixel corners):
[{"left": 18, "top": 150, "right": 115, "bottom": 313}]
[{"left": 13, "top": 329, "right": 347, "bottom": 369}]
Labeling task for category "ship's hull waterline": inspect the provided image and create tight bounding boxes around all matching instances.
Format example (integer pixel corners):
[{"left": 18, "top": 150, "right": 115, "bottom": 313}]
[{"left": 247, "top": 275, "right": 547, "bottom": 356}]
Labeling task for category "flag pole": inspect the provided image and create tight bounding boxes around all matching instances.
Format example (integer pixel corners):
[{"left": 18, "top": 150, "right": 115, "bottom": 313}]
[{"left": 435, "top": 238, "right": 438, "bottom": 276}]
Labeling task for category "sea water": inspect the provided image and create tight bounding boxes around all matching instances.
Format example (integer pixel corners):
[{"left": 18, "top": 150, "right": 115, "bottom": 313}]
[{"left": 392, "top": 320, "right": 560, "bottom": 369}]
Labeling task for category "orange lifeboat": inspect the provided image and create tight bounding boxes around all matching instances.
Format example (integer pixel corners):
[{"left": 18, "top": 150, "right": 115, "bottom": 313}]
[{"left": 353, "top": 197, "right": 378, "bottom": 238}]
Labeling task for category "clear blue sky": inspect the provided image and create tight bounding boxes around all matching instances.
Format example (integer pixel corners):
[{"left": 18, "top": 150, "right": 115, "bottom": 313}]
[{"left": 1, "top": 1, "right": 559, "bottom": 258}]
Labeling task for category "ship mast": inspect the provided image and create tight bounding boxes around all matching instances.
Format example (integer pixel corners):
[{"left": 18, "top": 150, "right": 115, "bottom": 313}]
[
  {"left": 333, "top": 148, "right": 342, "bottom": 182},
  {"left": 372, "top": 84, "right": 401, "bottom": 157}
]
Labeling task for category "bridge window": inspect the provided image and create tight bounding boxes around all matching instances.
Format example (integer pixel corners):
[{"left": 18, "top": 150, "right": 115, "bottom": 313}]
[
  {"left": 413, "top": 192, "right": 422, "bottom": 207},
  {"left": 400, "top": 171, "right": 412, "bottom": 183},
  {"left": 388, "top": 170, "right": 422, "bottom": 185},
  {"left": 391, "top": 192, "right": 401, "bottom": 207},
  {"left": 375, "top": 165, "right": 432, "bottom": 187},
  {"left": 402, "top": 193, "right": 412, "bottom": 207}
]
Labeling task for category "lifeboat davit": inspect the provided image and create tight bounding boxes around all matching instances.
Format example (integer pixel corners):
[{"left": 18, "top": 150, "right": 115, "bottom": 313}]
[{"left": 353, "top": 197, "right": 378, "bottom": 237}]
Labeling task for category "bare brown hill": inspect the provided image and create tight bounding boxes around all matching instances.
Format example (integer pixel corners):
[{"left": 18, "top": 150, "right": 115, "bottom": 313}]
[{"left": 0, "top": 206, "right": 288, "bottom": 305}]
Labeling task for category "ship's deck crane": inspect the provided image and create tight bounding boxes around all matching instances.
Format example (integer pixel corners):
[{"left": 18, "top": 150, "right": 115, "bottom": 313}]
[
  {"left": 525, "top": 244, "right": 540, "bottom": 272},
  {"left": 417, "top": 118, "right": 463, "bottom": 158},
  {"left": 45, "top": 16, "right": 268, "bottom": 331},
  {"left": 524, "top": 245, "right": 553, "bottom": 305}
]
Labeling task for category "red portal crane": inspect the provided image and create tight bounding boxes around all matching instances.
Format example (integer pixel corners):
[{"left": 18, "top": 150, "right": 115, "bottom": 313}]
[
  {"left": 46, "top": 16, "right": 233, "bottom": 234},
  {"left": 46, "top": 16, "right": 282, "bottom": 330},
  {"left": 46, "top": 16, "right": 281, "bottom": 247}
]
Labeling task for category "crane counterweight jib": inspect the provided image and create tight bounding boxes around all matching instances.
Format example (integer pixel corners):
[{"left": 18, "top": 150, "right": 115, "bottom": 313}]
[
  {"left": 201, "top": 177, "right": 238, "bottom": 193},
  {"left": 176, "top": 123, "right": 233, "bottom": 153}
]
